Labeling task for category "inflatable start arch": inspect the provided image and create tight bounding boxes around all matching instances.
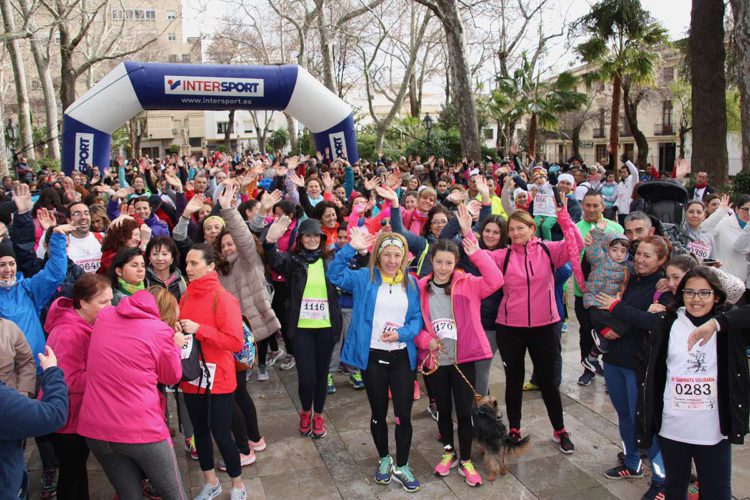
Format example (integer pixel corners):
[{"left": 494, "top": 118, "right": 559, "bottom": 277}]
[{"left": 62, "top": 62, "right": 359, "bottom": 174}]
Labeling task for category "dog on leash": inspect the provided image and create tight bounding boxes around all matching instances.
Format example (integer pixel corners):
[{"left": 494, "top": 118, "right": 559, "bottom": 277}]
[{"left": 472, "top": 396, "right": 530, "bottom": 480}]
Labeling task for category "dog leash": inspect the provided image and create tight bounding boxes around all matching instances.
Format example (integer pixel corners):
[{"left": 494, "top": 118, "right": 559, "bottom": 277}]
[{"left": 419, "top": 339, "right": 483, "bottom": 403}]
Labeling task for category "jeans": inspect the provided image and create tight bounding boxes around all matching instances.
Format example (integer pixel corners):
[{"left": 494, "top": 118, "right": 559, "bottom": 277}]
[
  {"left": 603, "top": 363, "right": 665, "bottom": 483},
  {"left": 428, "top": 363, "right": 476, "bottom": 460},
  {"left": 183, "top": 392, "right": 241, "bottom": 478},
  {"left": 86, "top": 438, "right": 187, "bottom": 500},
  {"left": 474, "top": 328, "right": 497, "bottom": 396},
  {"left": 660, "top": 435, "right": 731, "bottom": 499},
  {"left": 361, "top": 348, "right": 414, "bottom": 467}
]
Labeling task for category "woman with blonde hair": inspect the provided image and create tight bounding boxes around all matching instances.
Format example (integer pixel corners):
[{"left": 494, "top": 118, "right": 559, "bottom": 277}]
[{"left": 328, "top": 230, "right": 424, "bottom": 492}]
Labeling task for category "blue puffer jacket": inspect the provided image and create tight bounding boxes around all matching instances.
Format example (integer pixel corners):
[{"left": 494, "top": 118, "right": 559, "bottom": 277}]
[
  {"left": 0, "top": 367, "right": 68, "bottom": 497},
  {"left": 328, "top": 244, "right": 424, "bottom": 371},
  {"left": 0, "top": 233, "right": 67, "bottom": 371}
]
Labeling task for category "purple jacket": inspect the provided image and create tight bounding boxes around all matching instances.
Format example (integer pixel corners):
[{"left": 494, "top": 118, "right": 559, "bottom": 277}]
[
  {"left": 415, "top": 247, "right": 503, "bottom": 369},
  {"left": 489, "top": 208, "right": 583, "bottom": 327}
]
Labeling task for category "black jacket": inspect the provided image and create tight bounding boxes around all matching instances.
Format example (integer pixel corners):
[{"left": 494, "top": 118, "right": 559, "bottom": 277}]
[
  {"left": 604, "top": 270, "right": 663, "bottom": 370},
  {"left": 687, "top": 184, "right": 716, "bottom": 201},
  {"left": 631, "top": 306, "right": 750, "bottom": 448},
  {"left": 263, "top": 242, "right": 342, "bottom": 342}
]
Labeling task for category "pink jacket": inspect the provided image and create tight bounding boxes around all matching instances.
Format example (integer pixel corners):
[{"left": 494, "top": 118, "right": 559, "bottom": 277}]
[
  {"left": 489, "top": 208, "right": 583, "bottom": 327},
  {"left": 77, "top": 291, "right": 182, "bottom": 443},
  {"left": 415, "top": 248, "right": 503, "bottom": 370},
  {"left": 45, "top": 298, "right": 92, "bottom": 434}
]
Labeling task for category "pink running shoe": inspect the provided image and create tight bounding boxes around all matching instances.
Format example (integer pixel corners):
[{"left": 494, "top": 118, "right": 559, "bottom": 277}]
[
  {"left": 299, "top": 410, "right": 312, "bottom": 435},
  {"left": 413, "top": 380, "right": 420, "bottom": 400},
  {"left": 458, "top": 460, "right": 483, "bottom": 487},
  {"left": 433, "top": 448, "right": 458, "bottom": 477},
  {"left": 249, "top": 437, "right": 266, "bottom": 452}
]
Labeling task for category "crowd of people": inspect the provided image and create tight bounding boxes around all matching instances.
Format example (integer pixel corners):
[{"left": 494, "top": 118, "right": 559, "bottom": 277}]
[{"left": 0, "top": 146, "right": 748, "bottom": 500}]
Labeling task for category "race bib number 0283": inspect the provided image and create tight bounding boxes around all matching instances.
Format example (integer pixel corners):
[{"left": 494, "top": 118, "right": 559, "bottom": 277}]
[{"left": 670, "top": 375, "right": 717, "bottom": 410}]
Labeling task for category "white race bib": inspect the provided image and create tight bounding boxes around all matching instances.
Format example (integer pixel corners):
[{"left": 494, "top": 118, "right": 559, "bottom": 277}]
[
  {"left": 687, "top": 240, "right": 711, "bottom": 261},
  {"left": 180, "top": 335, "right": 194, "bottom": 360},
  {"left": 383, "top": 321, "right": 402, "bottom": 335},
  {"left": 300, "top": 298, "right": 329, "bottom": 320},
  {"left": 187, "top": 362, "right": 216, "bottom": 390},
  {"left": 670, "top": 375, "right": 718, "bottom": 410},
  {"left": 432, "top": 318, "right": 457, "bottom": 341},
  {"left": 533, "top": 193, "right": 556, "bottom": 217}
]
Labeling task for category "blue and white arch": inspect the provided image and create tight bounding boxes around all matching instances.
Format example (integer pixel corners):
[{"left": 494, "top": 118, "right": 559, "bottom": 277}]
[{"left": 62, "top": 62, "right": 359, "bottom": 174}]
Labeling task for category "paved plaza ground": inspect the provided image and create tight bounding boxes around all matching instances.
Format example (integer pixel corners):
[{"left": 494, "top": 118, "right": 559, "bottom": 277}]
[{"left": 26, "top": 304, "right": 750, "bottom": 499}]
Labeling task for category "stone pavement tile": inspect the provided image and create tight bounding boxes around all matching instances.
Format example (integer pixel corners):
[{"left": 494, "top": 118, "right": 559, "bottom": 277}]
[
  {"left": 255, "top": 437, "right": 325, "bottom": 476},
  {"left": 508, "top": 455, "right": 600, "bottom": 498},
  {"left": 326, "top": 399, "right": 374, "bottom": 433},
  {"left": 441, "top": 466, "right": 537, "bottom": 499},
  {"left": 256, "top": 410, "right": 302, "bottom": 444},
  {"left": 339, "top": 428, "right": 382, "bottom": 461},
  {"left": 602, "top": 478, "right": 655, "bottom": 499},
  {"left": 259, "top": 466, "right": 339, "bottom": 498},
  {"left": 732, "top": 445, "right": 750, "bottom": 498},
  {"left": 562, "top": 399, "right": 622, "bottom": 446},
  {"left": 547, "top": 484, "right": 620, "bottom": 500},
  {"left": 189, "top": 477, "right": 265, "bottom": 499}
]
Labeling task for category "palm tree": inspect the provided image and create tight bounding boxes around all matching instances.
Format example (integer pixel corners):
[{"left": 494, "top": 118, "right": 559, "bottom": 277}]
[
  {"left": 574, "top": 0, "right": 668, "bottom": 177},
  {"left": 493, "top": 53, "right": 587, "bottom": 158}
]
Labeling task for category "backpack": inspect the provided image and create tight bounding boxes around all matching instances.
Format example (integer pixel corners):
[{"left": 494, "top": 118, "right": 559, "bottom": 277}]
[
  {"left": 179, "top": 292, "right": 220, "bottom": 393},
  {"left": 234, "top": 316, "right": 257, "bottom": 369},
  {"left": 502, "top": 241, "right": 554, "bottom": 275}
]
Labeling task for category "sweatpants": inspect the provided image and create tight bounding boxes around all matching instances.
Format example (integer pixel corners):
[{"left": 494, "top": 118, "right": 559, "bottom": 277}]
[
  {"left": 574, "top": 296, "right": 595, "bottom": 370},
  {"left": 50, "top": 433, "right": 89, "bottom": 500},
  {"left": 534, "top": 214, "right": 557, "bottom": 241},
  {"left": 271, "top": 280, "right": 294, "bottom": 356},
  {"left": 428, "top": 363, "right": 476, "bottom": 460},
  {"left": 183, "top": 392, "right": 241, "bottom": 478},
  {"left": 329, "top": 308, "right": 352, "bottom": 373},
  {"left": 361, "top": 348, "right": 414, "bottom": 467},
  {"left": 496, "top": 323, "right": 565, "bottom": 431},
  {"left": 474, "top": 328, "right": 497, "bottom": 396},
  {"left": 293, "top": 327, "right": 335, "bottom": 413},
  {"left": 602, "top": 363, "right": 665, "bottom": 484},
  {"left": 659, "top": 435, "right": 731, "bottom": 500},
  {"left": 230, "top": 370, "right": 262, "bottom": 455},
  {"left": 87, "top": 438, "right": 186, "bottom": 500},
  {"left": 530, "top": 321, "right": 563, "bottom": 388}
]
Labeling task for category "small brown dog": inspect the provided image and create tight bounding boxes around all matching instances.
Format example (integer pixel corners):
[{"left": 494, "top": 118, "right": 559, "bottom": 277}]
[{"left": 472, "top": 396, "right": 531, "bottom": 480}]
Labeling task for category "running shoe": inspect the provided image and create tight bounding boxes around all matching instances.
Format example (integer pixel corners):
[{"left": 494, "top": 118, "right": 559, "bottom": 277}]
[
  {"left": 257, "top": 366, "right": 270, "bottom": 382},
  {"left": 374, "top": 455, "right": 393, "bottom": 485},
  {"left": 339, "top": 363, "right": 354, "bottom": 375},
  {"left": 40, "top": 468, "right": 57, "bottom": 499},
  {"left": 603, "top": 464, "right": 644, "bottom": 480},
  {"left": 184, "top": 436, "right": 198, "bottom": 460},
  {"left": 217, "top": 451, "right": 256, "bottom": 471},
  {"left": 230, "top": 486, "right": 247, "bottom": 500},
  {"left": 561, "top": 322, "right": 568, "bottom": 333},
  {"left": 458, "top": 460, "right": 483, "bottom": 487},
  {"left": 591, "top": 329, "right": 610, "bottom": 354},
  {"left": 641, "top": 481, "right": 666, "bottom": 500},
  {"left": 312, "top": 413, "right": 327, "bottom": 438},
  {"left": 433, "top": 448, "right": 458, "bottom": 476},
  {"left": 248, "top": 437, "right": 266, "bottom": 452},
  {"left": 553, "top": 429, "right": 574, "bottom": 454},
  {"left": 523, "top": 381, "right": 540, "bottom": 391},
  {"left": 413, "top": 380, "right": 420, "bottom": 400},
  {"left": 427, "top": 400, "right": 439, "bottom": 421},
  {"left": 279, "top": 355, "right": 296, "bottom": 371},
  {"left": 266, "top": 349, "right": 285, "bottom": 367},
  {"left": 392, "top": 464, "right": 421, "bottom": 492},
  {"left": 194, "top": 480, "right": 222, "bottom": 500},
  {"left": 581, "top": 356, "right": 604, "bottom": 377},
  {"left": 508, "top": 428, "right": 524, "bottom": 445},
  {"left": 349, "top": 372, "right": 365, "bottom": 389},
  {"left": 141, "top": 478, "right": 161, "bottom": 499},
  {"left": 299, "top": 410, "right": 312, "bottom": 435},
  {"left": 577, "top": 369, "right": 595, "bottom": 386},
  {"left": 327, "top": 373, "right": 336, "bottom": 394}
]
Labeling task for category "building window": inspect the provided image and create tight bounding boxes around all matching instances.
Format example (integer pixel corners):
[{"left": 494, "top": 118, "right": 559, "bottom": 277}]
[
  {"left": 181, "top": 54, "right": 191, "bottom": 63},
  {"left": 167, "top": 32, "right": 176, "bottom": 41},
  {"left": 594, "top": 109, "right": 606, "bottom": 138},
  {"left": 483, "top": 128, "right": 494, "bottom": 140},
  {"left": 167, "top": 10, "right": 177, "bottom": 20},
  {"left": 168, "top": 54, "right": 178, "bottom": 63},
  {"left": 134, "top": 9, "right": 144, "bottom": 19},
  {"left": 145, "top": 9, "right": 155, "bottom": 20},
  {"left": 595, "top": 144, "right": 607, "bottom": 162},
  {"left": 624, "top": 143, "right": 635, "bottom": 159},
  {"left": 112, "top": 9, "right": 122, "bottom": 20},
  {"left": 662, "top": 66, "right": 674, "bottom": 82},
  {"left": 31, "top": 79, "right": 41, "bottom": 90},
  {"left": 217, "top": 122, "right": 233, "bottom": 134},
  {"left": 657, "top": 100, "right": 674, "bottom": 135}
]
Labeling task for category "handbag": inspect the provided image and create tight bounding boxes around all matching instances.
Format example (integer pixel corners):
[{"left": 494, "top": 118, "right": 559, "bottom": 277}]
[{"left": 233, "top": 316, "right": 257, "bottom": 369}]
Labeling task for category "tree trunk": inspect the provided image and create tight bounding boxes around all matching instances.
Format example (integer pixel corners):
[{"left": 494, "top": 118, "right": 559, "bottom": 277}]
[
  {"left": 435, "top": 0, "right": 481, "bottom": 161},
  {"left": 679, "top": 125, "right": 691, "bottom": 159},
  {"left": 59, "top": 25, "right": 78, "bottom": 112},
  {"left": 224, "top": 110, "right": 235, "bottom": 152},
  {"left": 409, "top": 73, "right": 420, "bottom": 118},
  {"left": 690, "top": 0, "right": 729, "bottom": 183},
  {"left": 609, "top": 74, "right": 622, "bottom": 180},
  {"left": 572, "top": 123, "right": 582, "bottom": 160},
  {"left": 622, "top": 81, "right": 649, "bottom": 168},
  {"left": 528, "top": 113, "right": 538, "bottom": 158},
  {"left": 30, "top": 37, "right": 60, "bottom": 160},
  {"left": 0, "top": 0, "right": 35, "bottom": 162},
  {"left": 284, "top": 112, "right": 297, "bottom": 152},
  {"left": 0, "top": 74, "right": 8, "bottom": 177},
  {"left": 730, "top": 0, "right": 750, "bottom": 172},
  {"left": 315, "top": 3, "right": 337, "bottom": 94},
  {"left": 374, "top": 124, "right": 386, "bottom": 153}
]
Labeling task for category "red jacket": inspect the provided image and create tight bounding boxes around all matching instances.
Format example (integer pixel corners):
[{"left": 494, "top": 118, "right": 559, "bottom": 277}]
[
  {"left": 179, "top": 271, "right": 243, "bottom": 395},
  {"left": 45, "top": 297, "right": 92, "bottom": 434},
  {"left": 415, "top": 248, "right": 503, "bottom": 370}
]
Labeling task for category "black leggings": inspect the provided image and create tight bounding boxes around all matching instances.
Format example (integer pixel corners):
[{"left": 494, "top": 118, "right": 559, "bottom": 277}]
[
  {"left": 360, "top": 348, "right": 414, "bottom": 467},
  {"left": 50, "top": 433, "right": 89, "bottom": 500},
  {"left": 496, "top": 323, "right": 565, "bottom": 431},
  {"left": 230, "top": 370, "right": 261, "bottom": 455},
  {"left": 660, "top": 435, "right": 731, "bottom": 500},
  {"left": 292, "top": 327, "right": 335, "bottom": 413},
  {"left": 271, "top": 280, "right": 293, "bottom": 356},
  {"left": 257, "top": 334, "right": 279, "bottom": 368},
  {"left": 574, "top": 296, "right": 594, "bottom": 366},
  {"left": 428, "top": 363, "right": 476, "bottom": 460},
  {"left": 183, "top": 392, "right": 241, "bottom": 478}
]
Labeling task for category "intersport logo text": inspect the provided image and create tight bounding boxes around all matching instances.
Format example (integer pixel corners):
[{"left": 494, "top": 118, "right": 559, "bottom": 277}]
[{"left": 164, "top": 76, "right": 264, "bottom": 97}]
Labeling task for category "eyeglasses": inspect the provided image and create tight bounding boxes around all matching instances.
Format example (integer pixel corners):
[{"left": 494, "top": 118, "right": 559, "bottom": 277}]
[
  {"left": 682, "top": 289, "right": 714, "bottom": 299},
  {"left": 381, "top": 218, "right": 391, "bottom": 226},
  {"left": 738, "top": 207, "right": 750, "bottom": 213}
]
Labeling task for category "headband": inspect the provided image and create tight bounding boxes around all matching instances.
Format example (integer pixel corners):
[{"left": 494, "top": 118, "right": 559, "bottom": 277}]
[
  {"left": 203, "top": 215, "right": 226, "bottom": 229},
  {"left": 378, "top": 236, "right": 405, "bottom": 255}
]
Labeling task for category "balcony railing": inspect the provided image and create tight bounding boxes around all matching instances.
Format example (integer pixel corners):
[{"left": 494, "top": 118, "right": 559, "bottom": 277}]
[{"left": 655, "top": 123, "right": 675, "bottom": 136}]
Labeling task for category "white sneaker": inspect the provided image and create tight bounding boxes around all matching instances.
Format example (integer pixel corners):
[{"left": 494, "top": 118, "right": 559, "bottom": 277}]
[
  {"left": 194, "top": 480, "right": 222, "bottom": 500},
  {"left": 217, "top": 451, "right": 256, "bottom": 471},
  {"left": 279, "top": 355, "right": 296, "bottom": 371},
  {"left": 266, "top": 349, "right": 285, "bottom": 366},
  {"left": 230, "top": 486, "right": 247, "bottom": 500},
  {"left": 257, "top": 367, "right": 270, "bottom": 381}
]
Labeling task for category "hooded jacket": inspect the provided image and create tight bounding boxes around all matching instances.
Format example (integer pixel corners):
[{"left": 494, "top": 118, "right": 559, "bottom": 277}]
[
  {"left": 219, "top": 208, "right": 280, "bottom": 341},
  {"left": 583, "top": 227, "right": 630, "bottom": 308},
  {"left": 44, "top": 297, "right": 93, "bottom": 434},
  {"left": 179, "top": 272, "right": 243, "bottom": 395},
  {"left": 77, "top": 291, "right": 181, "bottom": 443},
  {"left": 0, "top": 319, "right": 36, "bottom": 395},
  {"left": 414, "top": 247, "right": 503, "bottom": 370},
  {"left": 145, "top": 267, "right": 187, "bottom": 301}
]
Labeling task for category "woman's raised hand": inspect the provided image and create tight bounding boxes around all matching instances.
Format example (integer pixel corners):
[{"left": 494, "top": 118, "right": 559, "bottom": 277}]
[
  {"left": 463, "top": 235, "right": 480, "bottom": 256},
  {"left": 687, "top": 319, "right": 719, "bottom": 351},
  {"left": 266, "top": 215, "right": 292, "bottom": 243},
  {"left": 349, "top": 227, "right": 376, "bottom": 251},
  {"left": 218, "top": 183, "right": 237, "bottom": 210},
  {"left": 456, "top": 203, "right": 473, "bottom": 236}
]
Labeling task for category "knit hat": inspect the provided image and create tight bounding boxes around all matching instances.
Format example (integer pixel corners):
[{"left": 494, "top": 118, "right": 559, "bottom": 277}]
[
  {"left": 513, "top": 188, "right": 527, "bottom": 200},
  {"left": 0, "top": 240, "right": 16, "bottom": 260},
  {"left": 557, "top": 173, "right": 575, "bottom": 185},
  {"left": 297, "top": 218, "right": 326, "bottom": 237}
]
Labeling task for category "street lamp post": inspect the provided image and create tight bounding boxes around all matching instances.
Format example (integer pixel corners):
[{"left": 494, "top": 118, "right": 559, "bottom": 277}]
[
  {"left": 423, "top": 113, "right": 433, "bottom": 155},
  {"left": 6, "top": 119, "right": 18, "bottom": 180}
]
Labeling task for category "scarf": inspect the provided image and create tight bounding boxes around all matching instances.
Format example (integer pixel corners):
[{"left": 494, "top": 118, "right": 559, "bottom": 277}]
[
  {"left": 118, "top": 277, "right": 145, "bottom": 296},
  {"left": 737, "top": 214, "right": 747, "bottom": 230},
  {"left": 0, "top": 276, "right": 17, "bottom": 289},
  {"left": 381, "top": 269, "right": 404, "bottom": 285},
  {"left": 695, "top": 182, "right": 708, "bottom": 190},
  {"left": 298, "top": 248, "right": 323, "bottom": 263}
]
